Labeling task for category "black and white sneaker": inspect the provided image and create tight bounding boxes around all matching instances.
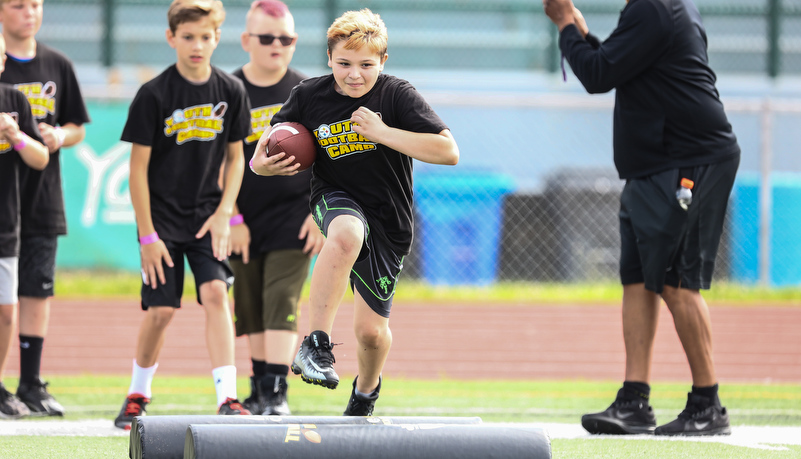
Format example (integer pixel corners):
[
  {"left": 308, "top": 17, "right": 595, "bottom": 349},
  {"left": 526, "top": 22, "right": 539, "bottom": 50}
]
[
  {"left": 291, "top": 331, "right": 339, "bottom": 389},
  {"left": 0, "top": 382, "right": 30, "bottom": 419},
  {"left": 343, "top": 376, "right": 381, "bottom": 416},
  {"left": 582, "top": 389, "right": 656, "bottom": 434},
  {"left": 261, "top": 373, "right": 291, "bottom": 416},
  {"left": 16, "top": 378, "right": 65, "bottom": 417},
  {"left": 655, "top": 393, "right": 731, "bottom": 436},
  {"left": 242, "top": 375, "right": 263, "bottom": 415}
]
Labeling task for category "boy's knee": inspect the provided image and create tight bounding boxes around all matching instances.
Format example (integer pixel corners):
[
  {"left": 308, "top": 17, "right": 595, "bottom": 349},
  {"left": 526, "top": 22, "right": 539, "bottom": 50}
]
[
  {"left": 354, "top": 324, "right": 390, "bottom": 349},
  {"left": 146, "top": 306, "right": 175, "bottom": 328},
  {"left": 327, "top": 217, "right": 364, "bottom": 257},
  {"left": 199, "top": 280, "right": 229, "bottom": 308}
]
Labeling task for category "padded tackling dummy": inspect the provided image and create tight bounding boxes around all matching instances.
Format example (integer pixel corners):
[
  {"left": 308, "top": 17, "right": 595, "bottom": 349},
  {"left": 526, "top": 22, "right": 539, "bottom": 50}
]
[
  {"left": 184, "top": 423, "right": 552, "bottom": 459},
  {"left": 130, "top": 415, "right": 482, "bottom": 459}
]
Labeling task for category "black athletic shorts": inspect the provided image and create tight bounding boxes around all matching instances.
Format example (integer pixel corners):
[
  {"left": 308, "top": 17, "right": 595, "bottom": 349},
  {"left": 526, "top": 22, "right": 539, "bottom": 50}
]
[
  {"left": 312, "top": 191, "right": 404, "bottom": 318},
  {"left": 18, "top": 235, "right": 58, "bottom": 298},
  {"left": 140, "top": 233, "right": 234, "bottom": 310},
  {"left": 619, "top": 156, "right": 739, "bottom": 293}
]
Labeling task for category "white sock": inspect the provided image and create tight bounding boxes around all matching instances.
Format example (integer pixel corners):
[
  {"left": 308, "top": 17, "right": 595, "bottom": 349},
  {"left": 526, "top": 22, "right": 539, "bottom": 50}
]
[
  {"left": 128, "top": 359, "right": 158, "bottom": 398},
  {"left": 212, "top": 365, "right": 238, "bottom": 407}
]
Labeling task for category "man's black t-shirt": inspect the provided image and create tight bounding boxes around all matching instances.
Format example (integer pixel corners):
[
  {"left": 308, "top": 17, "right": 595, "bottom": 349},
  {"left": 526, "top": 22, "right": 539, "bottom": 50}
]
[
  {"left": 0, "top": 42, "right": 91, "bottom": 236},
  {"left": 559, "top": 0, "right": 740, "bottom": 179},
  {"left": 121, "top": 65, "right": 251, "bottom": 242},
  {"left": 0, "top": 84, "right": 46, "bottom": 257},
  {"left": 273, "top": 74, "right": 448, "bottom": 254},
  {"left": 232, "top": 67, "right": 310, "bottom": 254}
]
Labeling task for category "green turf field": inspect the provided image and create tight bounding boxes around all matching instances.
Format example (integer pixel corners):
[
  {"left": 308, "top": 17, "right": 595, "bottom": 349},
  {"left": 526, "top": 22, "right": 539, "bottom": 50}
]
[{"left": 0, "top": 376, "right": 799, "bottom": 458}]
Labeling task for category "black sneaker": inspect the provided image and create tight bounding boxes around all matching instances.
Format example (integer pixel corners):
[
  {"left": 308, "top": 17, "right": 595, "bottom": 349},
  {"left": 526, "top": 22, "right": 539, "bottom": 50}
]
[
  {"left": 114, "top": 393, "right": 150, "bottom": 430},
  {"left": 655, "top": 393, "right": 731, "bottom": 436},
  {"left": 582, "top": 390, "right": 656, "bottom": 435},
  {"left": 0, "top": 382, "right": 30, "bottom": 419},
  {"left": 218, "top": 398, "right": 251, "bottom": 415},
  {"left": 261, "top": 373, "right": 291, "bottom": 416},
  {"left": 343, "top": 376, "right": 381, "bottom": 416},
  {"left": 291, "top": 331, "right": 339, "bottom": 389},
  {"left": 242, "top": 375, "right": 263, "bottom": 414},
  {"left": 16, "top": 378, "right": 65, "bottom": 416}
]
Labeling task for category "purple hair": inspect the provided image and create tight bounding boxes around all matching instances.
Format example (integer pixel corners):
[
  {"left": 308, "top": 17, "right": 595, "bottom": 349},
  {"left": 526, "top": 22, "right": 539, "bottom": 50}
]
[{"left": 251, "top": 0, "right": 288, "bottom": 18}]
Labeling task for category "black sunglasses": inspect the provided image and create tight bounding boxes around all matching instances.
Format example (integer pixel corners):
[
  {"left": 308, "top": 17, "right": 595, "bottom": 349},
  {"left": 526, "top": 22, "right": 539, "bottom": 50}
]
[{"left": 249, "top": 33, "right": 295, "bottom": 46}]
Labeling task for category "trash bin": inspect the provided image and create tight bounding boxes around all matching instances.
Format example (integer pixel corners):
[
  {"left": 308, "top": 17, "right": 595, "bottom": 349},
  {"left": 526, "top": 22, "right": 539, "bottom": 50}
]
[
  {"left": 730, "top": 173, "right": 801, "bottom": 286},
  {"left": 414, "top": 171, "right": 516, "bottom": 285}
]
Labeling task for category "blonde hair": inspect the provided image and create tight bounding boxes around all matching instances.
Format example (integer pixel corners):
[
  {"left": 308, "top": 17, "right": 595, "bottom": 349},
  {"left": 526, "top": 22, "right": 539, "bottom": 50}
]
[
  {"left": 327, "top": 8, "right": 387, "bottom": 57},
  {"left": 167, "top": 0, "right": 225, "bottom": 33}
]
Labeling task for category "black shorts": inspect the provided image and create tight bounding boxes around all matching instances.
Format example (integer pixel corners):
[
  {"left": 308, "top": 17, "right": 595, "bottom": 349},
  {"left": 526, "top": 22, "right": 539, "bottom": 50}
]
[
  {"left": 619, "top": 156, "right": 739, "bottom": 293},
  {"left": 18, "top": 235, "right": 58, "bottom": 298},
  {"left": 313, "top": 191, "right": 404, "bottom": 318},
  {"left": 140, "top": 233, "right": 234, "bottom": 310}
]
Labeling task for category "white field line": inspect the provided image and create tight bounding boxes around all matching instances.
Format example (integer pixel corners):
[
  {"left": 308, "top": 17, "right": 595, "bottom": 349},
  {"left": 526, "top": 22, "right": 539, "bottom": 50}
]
[{"left": 1, "top": 419, "right": 800, "bottom": 451}]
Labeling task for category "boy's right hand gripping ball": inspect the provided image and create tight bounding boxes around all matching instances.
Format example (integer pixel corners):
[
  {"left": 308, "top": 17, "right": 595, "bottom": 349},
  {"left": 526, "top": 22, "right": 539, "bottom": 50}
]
[{"left": 265, "top": 122, "right": 317, "bottom": 172}]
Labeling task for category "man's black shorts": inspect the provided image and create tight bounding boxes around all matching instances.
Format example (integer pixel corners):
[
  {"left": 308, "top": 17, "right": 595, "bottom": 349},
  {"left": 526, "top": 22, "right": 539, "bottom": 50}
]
[
  {"left": 312, "top": 191, "right": 404, "bottom": 318},
  {"left": 619, "top": 156, "right": 739, "bottom": 293},
  {"left": 18, "top": 235, "right": 57, "bottom": 298},
  {"left": 140, "top": 233, "right": 233, "bottom": 310}
]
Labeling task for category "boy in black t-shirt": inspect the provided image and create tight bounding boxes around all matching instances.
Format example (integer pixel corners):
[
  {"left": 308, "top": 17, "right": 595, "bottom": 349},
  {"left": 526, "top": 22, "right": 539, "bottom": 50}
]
[
  {"left": 0, "top": 0, "right": 91, "bottom": 417},
  {"left": 0, "top": 34, "right": 50, "bottom": 420},
  {"left": 114, "top": 0, "right": 252, "bottom": 430},
  {"left": 251, "top": 8, "right": 460, "bottom": 415},
  {"left": 229, "top": 0, "right": 324, "bottom": 416}
]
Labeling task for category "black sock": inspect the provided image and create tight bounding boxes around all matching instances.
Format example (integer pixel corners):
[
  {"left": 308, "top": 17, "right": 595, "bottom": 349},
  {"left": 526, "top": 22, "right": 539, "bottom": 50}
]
[
  {"left": 622, "top": 381, "right": 651, "bottom": 401},
  {"left": 252, "top": 359, "right": 268, "bottom": 377},
  {"left": 264, "top": 364, "right": 289, "bottom": 377},
  {"left": 19, "top": 335, "right": 44, "bottom": 384},
  {"left": 691, "top": 384, "right": 719, "bottom": 404}
]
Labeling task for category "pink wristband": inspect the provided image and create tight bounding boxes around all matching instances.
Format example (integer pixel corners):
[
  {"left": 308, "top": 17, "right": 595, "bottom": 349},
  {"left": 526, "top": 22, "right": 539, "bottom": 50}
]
[
  {"left": 139, "top": 232, "right": 159, "bottom": 245},
  {"left": 12, "top": 136, "right": 27, "bottom": 151},
  {"left": 230, "top": 214, "right": 244, "bottom": 226}
]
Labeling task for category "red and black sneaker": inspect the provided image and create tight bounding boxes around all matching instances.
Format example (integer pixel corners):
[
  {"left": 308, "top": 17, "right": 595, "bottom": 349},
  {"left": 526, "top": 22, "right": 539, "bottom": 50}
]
[
  {"left": 218, "top": 397, "right": 251, "bottom": 415},
  {"left": 114, "top": 393, "right": 150, "bottom": 430}
]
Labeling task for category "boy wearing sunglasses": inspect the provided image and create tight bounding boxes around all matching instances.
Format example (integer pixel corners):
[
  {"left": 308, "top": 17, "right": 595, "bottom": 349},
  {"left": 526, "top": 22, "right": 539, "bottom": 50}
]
[
  {"left": 229, "top": 0, "right": 324, "bottom": 416},
  {"left": 251, "top": 8, "right": 459, "bottom": 416},
  {"left": 114, "top": 0, "right": 252, "bottom": 429}
]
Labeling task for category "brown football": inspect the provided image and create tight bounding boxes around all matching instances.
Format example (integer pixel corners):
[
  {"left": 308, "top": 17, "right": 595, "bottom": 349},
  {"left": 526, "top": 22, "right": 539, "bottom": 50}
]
[{"left": 265, "top": 122, "right": 317, "bottom": 172}]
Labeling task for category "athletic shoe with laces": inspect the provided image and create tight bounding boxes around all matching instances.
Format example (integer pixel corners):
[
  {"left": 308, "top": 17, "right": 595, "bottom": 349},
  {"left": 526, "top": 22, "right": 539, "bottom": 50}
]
[
  {"left": 114, "top": 393, "right": 150, "bottom": 430},
  {"left": 218, "top": 397, "right": 251, "bottom": 415},
  {"left": 343, "top": 376, "right": 381, "bottom": 416},
  {"left": 242, "top": 375, "right": 263, "bottom": 414},
  {"left": 261, "top": 373, "right": 291, "bottom": 416},
  {"left": 0, "top": 382, "right": 30, "bottom": 419},
  {"left": 291, "top": 330, "right": 339, "bottom": 389},
  {"left": 16, "top": 378, "right": 65, "bottom": 416},
  {"left": 581, "top": 389, "right": 656, "bottom": 434},
  {"left": 654, "top": 393, "right": 731, "bottom": 436}
]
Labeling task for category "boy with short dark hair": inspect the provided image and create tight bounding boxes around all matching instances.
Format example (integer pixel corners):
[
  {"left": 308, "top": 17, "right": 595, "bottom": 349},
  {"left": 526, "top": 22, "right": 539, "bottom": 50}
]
[
  {"left": 230, "top": 0, "right": 324, "bottom": 416},
  {"left": 251, "top": 8, "right": 460, "bottom": 416},
  {"left": 0, "top": 0, "right": 91, "bottom": 417},
  {"left": 114, "top": 0, "right": 252, "bottom": 430},
  {"left": 0, "top": 33, "right": 50, "bottom": 420}
]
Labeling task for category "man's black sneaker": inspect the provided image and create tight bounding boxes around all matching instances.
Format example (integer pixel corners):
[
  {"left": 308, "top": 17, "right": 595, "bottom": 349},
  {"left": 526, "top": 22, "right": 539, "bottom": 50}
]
[
  {"left": 218, "top": 398, "right": 251, "bottom": 415},
  {"left": 261, "top": 373, "right": 291, "bottom": 416},
  {"left": 114, "top": 393, "right": 150, "bottom": 430},
  {"left": 0, "top": 382, "right": 30, "bottom": 419},
  {"left": 291, "top": 331, "right": 339, "bottom": 389},
  {"left": 582, "top": 391, "right": 656, "bottom": 434},
  {"left": 16, "top": 378, "right": 65, "bottom": 416},
  {"left": 343, "top": 376, "right": 381, "bottom": 416},
  {"left": 242, "top": 375, "right": 263, "bottom": 414},
  {"left": 655, "top": 393, "right": 731, "bottom": 436}
]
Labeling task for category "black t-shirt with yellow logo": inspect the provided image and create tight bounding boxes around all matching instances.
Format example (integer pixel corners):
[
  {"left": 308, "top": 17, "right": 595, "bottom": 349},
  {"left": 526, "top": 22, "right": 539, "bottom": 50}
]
[
  {"left": 0, "top": 84, "right": 46, "bottom": 257},
  {"left": 0, "top": 42, "right": 91, "bottom": 237},
  {"left": 273, "top": 73, "right": 448, "bottom": 254},
  {"left": 232, "top": 67, "right": 311, "bottom": 254},
  {"left": 121, "top": 65, "right": 251, "bottom": 242}
]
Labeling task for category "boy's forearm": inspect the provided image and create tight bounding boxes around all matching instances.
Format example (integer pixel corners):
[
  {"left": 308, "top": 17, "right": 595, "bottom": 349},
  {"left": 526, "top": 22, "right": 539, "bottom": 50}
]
[
  {"left": 129, "top": 146, "right": 156, "bottom": 236},
  {"left": 60, "top": 123, "right": 86, "bottom": 148},
  {"left": 217, "top": 142, "right": 245, "bottom": 217},
  {"left": 380, "top": 128, "right": 459, "bottom": 165}
]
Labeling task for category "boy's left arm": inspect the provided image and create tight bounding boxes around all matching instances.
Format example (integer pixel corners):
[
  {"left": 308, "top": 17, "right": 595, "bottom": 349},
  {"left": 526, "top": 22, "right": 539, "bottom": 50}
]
[
  {"left": 37, "top": 122, "right": 85, "bottom": 153},
  {"left": 196, "top": 140, "right": 245, "bottom": 260},
  {"left": 350, "top": 107, "right": 459, "bottom": 165}
]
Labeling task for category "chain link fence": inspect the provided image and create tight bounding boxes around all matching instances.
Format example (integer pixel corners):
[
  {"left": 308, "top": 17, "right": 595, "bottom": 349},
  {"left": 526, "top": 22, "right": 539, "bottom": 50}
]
[{"left": 29, "top": 0, "right": 801, "bottom": 288}]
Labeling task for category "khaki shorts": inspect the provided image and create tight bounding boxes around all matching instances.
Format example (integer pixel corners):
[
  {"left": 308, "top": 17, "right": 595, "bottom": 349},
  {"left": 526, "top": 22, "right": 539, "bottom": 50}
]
[{"left": 230, "top": 249, "right": 310, "bottom": 336}]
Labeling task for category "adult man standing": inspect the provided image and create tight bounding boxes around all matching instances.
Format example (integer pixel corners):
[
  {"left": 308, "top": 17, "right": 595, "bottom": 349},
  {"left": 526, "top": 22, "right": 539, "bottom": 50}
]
[{"left": 543, "top": 0, "right": 740, "bottom": 436}]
